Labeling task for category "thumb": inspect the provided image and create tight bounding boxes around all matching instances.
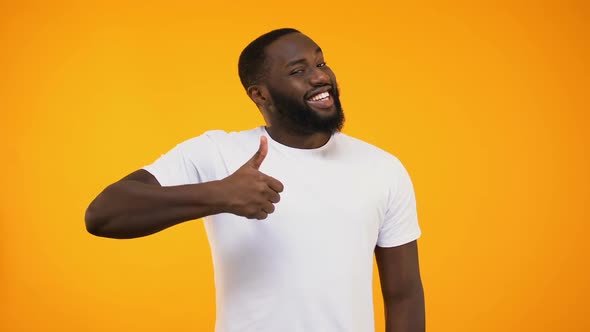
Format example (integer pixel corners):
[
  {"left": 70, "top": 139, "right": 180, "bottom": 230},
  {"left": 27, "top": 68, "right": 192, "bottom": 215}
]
[{"left": 246, "top": 136, "right": 268, "bottom": 169}]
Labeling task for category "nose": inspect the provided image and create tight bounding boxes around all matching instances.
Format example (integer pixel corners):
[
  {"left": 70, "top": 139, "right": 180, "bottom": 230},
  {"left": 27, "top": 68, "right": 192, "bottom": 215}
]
[{"left": 309, "top": 67, "right": 331, "bottom": 86}]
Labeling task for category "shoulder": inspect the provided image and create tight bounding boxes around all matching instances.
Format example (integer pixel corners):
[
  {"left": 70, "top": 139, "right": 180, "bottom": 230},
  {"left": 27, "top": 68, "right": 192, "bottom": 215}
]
[
  {"left": 336, "top": 132, "right": 404, "bottom": 168},
  {"left": 334, "top": 133, "right": 413, "bottom": 189},
  {"left": 177, "top": 127, "right": 262, "bottom": 149}
]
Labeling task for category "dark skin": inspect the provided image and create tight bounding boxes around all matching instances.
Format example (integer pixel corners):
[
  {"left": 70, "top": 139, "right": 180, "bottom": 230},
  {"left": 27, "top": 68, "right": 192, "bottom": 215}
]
[
  {"left": 375, "top": 241, "right": 425, "bottom": 332},
  {"left": 249, "top": 33, "right": 425, "bottom": 331},
  {"left": 85, "top": 32, "right": 424, "bottom": 331},
  {"left": 85, "top": 135, "right": 280, "bottom": 238},
  {"left": 247, "top": 34, "right": 337, "bottom": 149}
]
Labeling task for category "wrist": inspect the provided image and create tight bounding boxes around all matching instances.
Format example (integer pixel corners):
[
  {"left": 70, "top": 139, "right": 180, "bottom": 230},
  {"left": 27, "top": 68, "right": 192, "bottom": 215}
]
[{"left": 201, "top": 180, "right": 231, "bottom": 215}]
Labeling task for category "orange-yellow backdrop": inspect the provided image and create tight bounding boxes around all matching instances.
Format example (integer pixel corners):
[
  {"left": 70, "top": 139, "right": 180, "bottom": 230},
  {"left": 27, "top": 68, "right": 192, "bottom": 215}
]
[{"left": 1, "top": 1, "right": 588, "bottom": 331}]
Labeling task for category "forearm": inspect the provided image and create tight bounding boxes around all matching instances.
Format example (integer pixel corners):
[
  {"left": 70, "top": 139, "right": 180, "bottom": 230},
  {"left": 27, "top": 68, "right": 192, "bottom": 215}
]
[
  {"left": 384, "top": 285, "right": 425, "bottom": 332},
  {"left": 85, "top": 180, "right": 226, "bottom": 239}
]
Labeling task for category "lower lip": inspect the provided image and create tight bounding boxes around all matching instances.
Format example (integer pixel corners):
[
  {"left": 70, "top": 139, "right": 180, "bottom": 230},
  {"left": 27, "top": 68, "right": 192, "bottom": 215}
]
[{"left": 306, "top": 95, "right": 334, "bottom": 110}]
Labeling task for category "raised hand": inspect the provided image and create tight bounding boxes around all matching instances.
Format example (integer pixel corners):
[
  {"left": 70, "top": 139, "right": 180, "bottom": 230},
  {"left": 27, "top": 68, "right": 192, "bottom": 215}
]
[{"left": 219, "top": 136, "right": 284, "bottom": 220}]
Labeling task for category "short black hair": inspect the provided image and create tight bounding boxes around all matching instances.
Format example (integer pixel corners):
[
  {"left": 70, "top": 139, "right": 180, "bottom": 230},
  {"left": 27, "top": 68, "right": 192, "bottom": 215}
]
[{"left": 238, "top": 28, "right": 300, "bottom": 91}]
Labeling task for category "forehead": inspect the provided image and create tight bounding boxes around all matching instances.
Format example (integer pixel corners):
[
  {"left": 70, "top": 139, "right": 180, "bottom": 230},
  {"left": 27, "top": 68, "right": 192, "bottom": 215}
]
[{"left": 265, "top": 33, "right": 321, "bottom": 66}]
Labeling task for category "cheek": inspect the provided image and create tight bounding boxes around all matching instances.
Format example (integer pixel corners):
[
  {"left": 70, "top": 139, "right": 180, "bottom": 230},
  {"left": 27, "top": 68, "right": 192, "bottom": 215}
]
[
  {"left": 327, "top": 69, "right": 337, "bottom": 82},
  {"left": 278, "top": 78, "right": 308, "bottom": 97}
]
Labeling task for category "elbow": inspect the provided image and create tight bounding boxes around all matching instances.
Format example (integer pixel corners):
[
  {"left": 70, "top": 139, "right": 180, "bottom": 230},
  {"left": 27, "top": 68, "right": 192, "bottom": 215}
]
[
  {"left": 84, "top": 201, "right": 110, "bottom": 237},
  {"left": 84, "top": 202, "right": 139, "bottom": 239},
  {"left": 85, "top": 185, "right": 118, "bottom": 237},
  {"left": 84, "top": 206, "right": 102, "bottom": 236}
]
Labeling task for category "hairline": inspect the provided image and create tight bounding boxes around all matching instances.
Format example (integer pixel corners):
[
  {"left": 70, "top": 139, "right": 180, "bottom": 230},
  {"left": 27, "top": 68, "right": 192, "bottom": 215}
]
[{"left": 253, "top": 31, "right": 303, "bottom": 88}]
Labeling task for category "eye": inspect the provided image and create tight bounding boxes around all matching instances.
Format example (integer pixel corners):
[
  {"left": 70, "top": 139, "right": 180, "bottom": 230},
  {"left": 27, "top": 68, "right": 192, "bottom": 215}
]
[
  {"left": 290, "top": 69, "right": 304, "bottom": 75},
  {"left": 317, "top": 62, "right": 327, "bottom": 68}
]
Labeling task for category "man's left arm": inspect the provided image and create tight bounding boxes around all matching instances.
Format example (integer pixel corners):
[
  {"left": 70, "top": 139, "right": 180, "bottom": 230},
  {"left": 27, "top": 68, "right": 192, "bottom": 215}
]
[{"left": 375, "top": 240, "right": 425, "bottom": 332}]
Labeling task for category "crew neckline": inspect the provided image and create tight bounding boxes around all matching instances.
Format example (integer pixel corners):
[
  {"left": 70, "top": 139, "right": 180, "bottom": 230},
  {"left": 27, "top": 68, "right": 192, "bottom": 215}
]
[{"left": 259, "top": 126, "right": 338, "bottom": 156}]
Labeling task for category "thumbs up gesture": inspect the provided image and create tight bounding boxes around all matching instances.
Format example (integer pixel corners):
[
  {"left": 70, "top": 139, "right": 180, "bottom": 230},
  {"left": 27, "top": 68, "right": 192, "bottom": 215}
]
[{"left": 218, "top": 136, "right": 284, "bottom": 220}]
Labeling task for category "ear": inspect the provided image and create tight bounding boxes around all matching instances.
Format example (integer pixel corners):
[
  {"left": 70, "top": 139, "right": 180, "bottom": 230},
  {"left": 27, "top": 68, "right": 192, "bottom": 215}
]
[{"left": 247, "top": 85, "right": 270, "bottom": 107}]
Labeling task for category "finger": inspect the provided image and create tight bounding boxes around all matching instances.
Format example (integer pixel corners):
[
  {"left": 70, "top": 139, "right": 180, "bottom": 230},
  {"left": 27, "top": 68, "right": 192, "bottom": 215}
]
[
  {"left": 255, "top": 211, "right": 268, "bottom": 220},
  {"left": 246, "top": 136, "right": 268, "bottom": 169},
  {"left": 265, "top": 175, "right": 284, "bottom": 193},
  {"left": 262, "top": 202, "right": 275, "bottom": 214},
  {"left": 266, "top": 191, "right": 281, "bottom": 204}
]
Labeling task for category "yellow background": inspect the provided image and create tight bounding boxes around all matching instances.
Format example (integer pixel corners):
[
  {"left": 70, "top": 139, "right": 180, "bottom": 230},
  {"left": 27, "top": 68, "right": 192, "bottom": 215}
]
[{"left": 1, "top": 1, "right": 588, "bottom": 331}]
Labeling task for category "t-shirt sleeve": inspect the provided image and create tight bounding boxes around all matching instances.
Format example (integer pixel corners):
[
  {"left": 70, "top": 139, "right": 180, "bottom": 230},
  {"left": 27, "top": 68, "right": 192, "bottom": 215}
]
[
  {"left": 141, "top": 133, "right": 221, "bottom": 187},
  {"left": 377, "top": 159, "right": 422, "bottom": 248}
]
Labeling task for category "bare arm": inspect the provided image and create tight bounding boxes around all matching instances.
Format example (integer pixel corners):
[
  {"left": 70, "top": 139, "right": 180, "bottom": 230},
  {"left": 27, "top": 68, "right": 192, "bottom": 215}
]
[
  {"left": 375, "top": 240, "right": 425, "bottom": 332},
  {"left": 85, "top": 169, "right": 226, "bottom": 239},
  {"left": 85, "top": 136, "right": 283, "bottom": 239}
]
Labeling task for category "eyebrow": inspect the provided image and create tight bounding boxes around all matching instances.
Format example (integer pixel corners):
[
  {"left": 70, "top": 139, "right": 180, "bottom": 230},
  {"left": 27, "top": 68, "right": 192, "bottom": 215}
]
[{"left": 285, "top": 47, "right": 323, "bottom": 68}]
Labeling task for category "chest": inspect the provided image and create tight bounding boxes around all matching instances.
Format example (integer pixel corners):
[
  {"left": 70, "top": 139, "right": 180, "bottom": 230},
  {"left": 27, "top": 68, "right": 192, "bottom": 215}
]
[{"left": 210, "top": 153, "right": 387, "bottom": 257}]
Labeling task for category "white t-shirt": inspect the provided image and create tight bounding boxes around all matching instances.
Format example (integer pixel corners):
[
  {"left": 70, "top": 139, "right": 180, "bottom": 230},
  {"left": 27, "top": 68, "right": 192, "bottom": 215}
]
[{"left": 142, "top": 126, "right": 421, "bottom": 332}]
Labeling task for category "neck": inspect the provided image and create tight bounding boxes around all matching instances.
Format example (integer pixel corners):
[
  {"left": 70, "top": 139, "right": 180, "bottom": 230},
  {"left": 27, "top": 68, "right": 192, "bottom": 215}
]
[{"left": 264, "top": 125, "right": 332, "bottom": 149}]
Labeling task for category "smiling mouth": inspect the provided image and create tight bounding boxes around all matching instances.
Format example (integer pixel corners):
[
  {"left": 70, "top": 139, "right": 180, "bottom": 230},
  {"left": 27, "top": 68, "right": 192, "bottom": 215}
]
[
  {"left": 308, "top": 91, "right": 330, "bottom": 102},
  {"left": 306, "top": 91, "right": 334, "bottom": 109}
]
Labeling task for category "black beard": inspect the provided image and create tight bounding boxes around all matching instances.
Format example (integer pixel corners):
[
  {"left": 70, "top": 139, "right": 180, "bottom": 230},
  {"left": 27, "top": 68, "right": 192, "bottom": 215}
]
[{"left": 267, "top": 85, "right": 345, "bottom": 135}]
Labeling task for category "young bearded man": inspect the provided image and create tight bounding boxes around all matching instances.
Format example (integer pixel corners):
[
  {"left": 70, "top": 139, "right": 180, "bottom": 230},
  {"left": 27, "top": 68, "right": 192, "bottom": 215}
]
[{"left": 85, "top": 28, "right": 425, "bottom": 332}]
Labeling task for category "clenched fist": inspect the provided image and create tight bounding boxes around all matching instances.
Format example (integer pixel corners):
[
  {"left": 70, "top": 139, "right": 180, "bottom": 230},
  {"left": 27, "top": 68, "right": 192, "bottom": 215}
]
[{"left": 219, "top": 136, "right": 284, "bottom": 220}]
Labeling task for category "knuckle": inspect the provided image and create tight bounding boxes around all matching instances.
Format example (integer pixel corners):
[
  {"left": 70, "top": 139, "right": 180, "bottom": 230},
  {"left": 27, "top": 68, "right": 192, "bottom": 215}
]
[
  {"left": 245, "top": 207, "right": 258, "bottom": 219},
  {"left": 257, "top": 183, "right": 267, "bottom": 193}
]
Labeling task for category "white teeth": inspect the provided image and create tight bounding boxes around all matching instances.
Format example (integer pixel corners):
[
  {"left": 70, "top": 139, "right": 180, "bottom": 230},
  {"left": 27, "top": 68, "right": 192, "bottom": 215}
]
[{"left": 310, "top": 92, "right": 329, "bottom": 101}]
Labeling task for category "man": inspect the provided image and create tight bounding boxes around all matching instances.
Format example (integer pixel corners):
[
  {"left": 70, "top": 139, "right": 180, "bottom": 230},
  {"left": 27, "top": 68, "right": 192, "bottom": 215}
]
[{"left": 85, "top": 28, "right": 425, "bottom": 332}]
